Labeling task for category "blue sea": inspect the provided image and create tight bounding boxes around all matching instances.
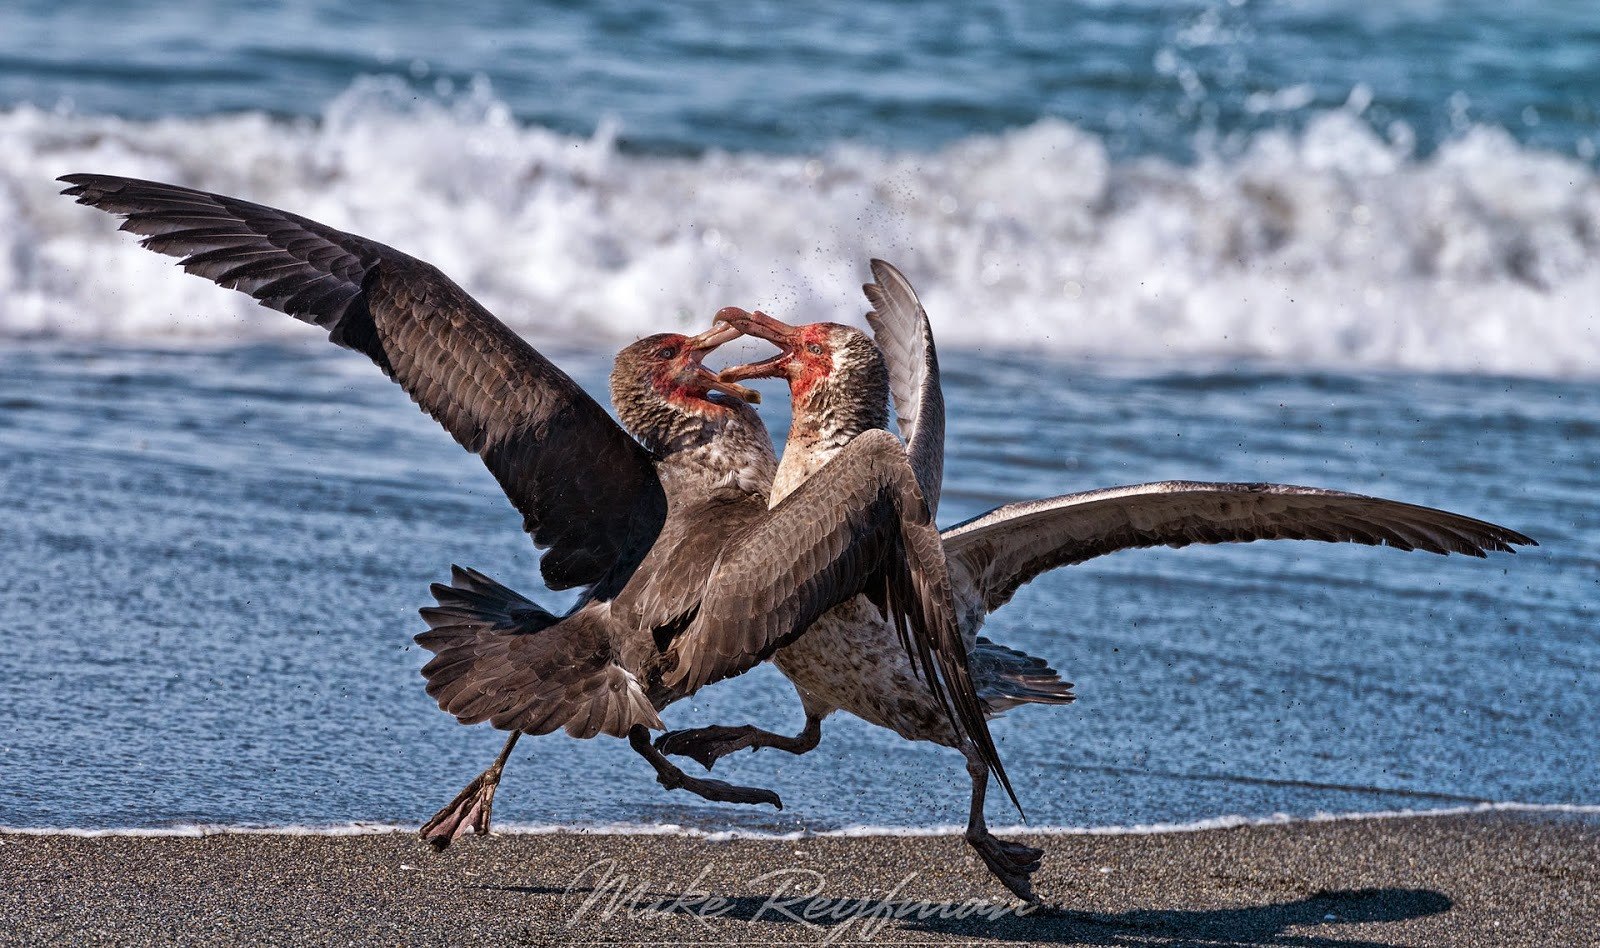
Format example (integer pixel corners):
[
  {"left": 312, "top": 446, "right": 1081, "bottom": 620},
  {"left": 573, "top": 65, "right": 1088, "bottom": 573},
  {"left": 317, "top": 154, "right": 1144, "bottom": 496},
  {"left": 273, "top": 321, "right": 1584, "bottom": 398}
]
[{"left": 0, "top": 1, "right": 1596, "bottom": 834}]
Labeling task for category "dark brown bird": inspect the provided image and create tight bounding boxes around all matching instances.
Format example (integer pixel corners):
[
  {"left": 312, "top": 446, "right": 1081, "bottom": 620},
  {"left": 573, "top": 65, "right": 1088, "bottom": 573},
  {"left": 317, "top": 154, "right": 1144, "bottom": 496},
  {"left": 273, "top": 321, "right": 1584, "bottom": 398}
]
[
  {"left": 58, "top": 176, "right": 1002, "bottom": 848},
  {"left": 658, "top": 262, "right": 1536, "bottom": 901}
]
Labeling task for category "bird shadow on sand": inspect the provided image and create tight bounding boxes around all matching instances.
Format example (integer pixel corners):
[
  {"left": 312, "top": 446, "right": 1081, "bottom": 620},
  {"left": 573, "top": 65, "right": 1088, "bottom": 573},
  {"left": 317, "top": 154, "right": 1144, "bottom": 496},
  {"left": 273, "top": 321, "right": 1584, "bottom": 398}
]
[
  {"left": 901, "top": 888, "right": 1453, "bottom": 946},
  {"left": 482, "top": 882, "right": 1450, "bottom": 946}
]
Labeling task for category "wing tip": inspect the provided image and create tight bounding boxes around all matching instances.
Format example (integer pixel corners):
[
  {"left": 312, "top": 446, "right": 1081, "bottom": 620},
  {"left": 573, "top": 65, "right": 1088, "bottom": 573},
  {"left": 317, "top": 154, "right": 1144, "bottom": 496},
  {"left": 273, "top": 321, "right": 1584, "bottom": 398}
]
[
  {"left": 58, "top": 172, "right": 123, "bottom": 201},
  {"left": 58, "top": 175, "right": 93, "bottom": 200},
  {"left": 1463, "top": 526, "right": 1536, "bottom": 556},
  {"left": 868, "top": 257, "right": 904, "bottom": 285}
]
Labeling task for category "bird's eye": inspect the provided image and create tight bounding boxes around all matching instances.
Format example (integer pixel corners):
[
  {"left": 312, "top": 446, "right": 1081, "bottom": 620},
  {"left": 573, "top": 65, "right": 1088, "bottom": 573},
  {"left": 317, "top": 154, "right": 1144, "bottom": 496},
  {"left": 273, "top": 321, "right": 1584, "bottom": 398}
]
[
  {"left": 806, "top": 343, "right": 825, "bottom": 356},
  {"left": 656, "top": 346, "right": 678, "bottom": 359}
]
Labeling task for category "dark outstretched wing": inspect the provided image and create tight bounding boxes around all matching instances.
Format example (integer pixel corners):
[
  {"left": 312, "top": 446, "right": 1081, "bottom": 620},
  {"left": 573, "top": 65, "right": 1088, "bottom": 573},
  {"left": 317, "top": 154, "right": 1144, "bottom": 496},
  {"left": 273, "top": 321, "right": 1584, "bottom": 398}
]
[
  {"left": 941, "top": 481, "right": 1536, "bottom": 613},
  {"left": 60, "top": 173, "right": 664, "bottom": 592},
  {"left": 664, "top": 429, "right": 1018, "bottom": 810},
  {"left": 863, "top": 259, "right": 944, "bottom": 516}
]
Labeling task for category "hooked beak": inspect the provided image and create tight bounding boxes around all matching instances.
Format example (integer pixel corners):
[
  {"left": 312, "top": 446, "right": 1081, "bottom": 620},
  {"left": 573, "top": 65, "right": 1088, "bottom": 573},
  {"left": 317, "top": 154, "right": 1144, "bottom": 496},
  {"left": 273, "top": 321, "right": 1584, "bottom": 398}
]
[
  {"left": 685, "top": 318, "right": 761, "bottom": 404},
  {"left": 715, "top": 308, "right": 802, "bottom": 383}
]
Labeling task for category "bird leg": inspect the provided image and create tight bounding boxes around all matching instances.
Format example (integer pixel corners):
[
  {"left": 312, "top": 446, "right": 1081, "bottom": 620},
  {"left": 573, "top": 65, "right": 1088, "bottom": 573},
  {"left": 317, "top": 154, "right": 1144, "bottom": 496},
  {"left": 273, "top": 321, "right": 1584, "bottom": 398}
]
[
  {"left": 419, "top": 731, "right": 519, "bottom": 850},
  {"left": 963, "top": 750, "right": 1044, "bottom": 903},
  {"left": 654, "top": 714, "right": 823, "bottom": 770},
  {"left": 628, "top": 725, "right": 783, "bottom": 809}
]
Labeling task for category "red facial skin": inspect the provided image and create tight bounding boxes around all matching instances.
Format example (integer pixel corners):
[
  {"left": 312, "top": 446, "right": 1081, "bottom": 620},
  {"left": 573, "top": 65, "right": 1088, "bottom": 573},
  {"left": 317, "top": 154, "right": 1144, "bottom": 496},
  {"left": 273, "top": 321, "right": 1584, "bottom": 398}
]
[
  {"left": 713, "top": 309, "right": 835, "bottom": 400},
  {"left": 647, "top": 321, "right": 760, "bottom": 410}
]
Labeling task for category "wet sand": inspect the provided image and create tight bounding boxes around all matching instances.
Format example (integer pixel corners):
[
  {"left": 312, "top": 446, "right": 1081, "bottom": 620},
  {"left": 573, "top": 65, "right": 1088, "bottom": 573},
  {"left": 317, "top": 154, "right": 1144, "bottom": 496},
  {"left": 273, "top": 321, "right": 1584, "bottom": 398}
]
[{"left": 2, "top": 811, "right": 1595, "bottom": 946}]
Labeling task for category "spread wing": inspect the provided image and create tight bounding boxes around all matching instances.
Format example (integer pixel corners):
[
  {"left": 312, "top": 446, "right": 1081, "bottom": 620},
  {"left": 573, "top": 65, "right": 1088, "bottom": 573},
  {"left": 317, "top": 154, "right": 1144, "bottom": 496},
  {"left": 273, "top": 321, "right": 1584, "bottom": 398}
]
[
  {"left": 664, "top": 429, "right": 1017, "bottom": 810},
  {"left": 609, "top": 486, "right": 770, "bottom": 642},
  {"left": 941, "top": 481, "right": 1536, "bottom": 613},
  {"left": 60, "top": 173, "right": 664, "bottom": 593},
  {"left": 863, "top": 259, "right": 944, "bottom": 516}
]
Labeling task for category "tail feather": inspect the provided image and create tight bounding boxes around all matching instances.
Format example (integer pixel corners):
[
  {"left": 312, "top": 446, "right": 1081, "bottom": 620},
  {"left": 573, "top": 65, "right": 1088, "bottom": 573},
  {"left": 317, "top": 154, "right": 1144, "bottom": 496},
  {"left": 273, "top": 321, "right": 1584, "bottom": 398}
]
[
  {"left": 415, "top": 565, "right": 660, "bottom": 739},
  {"left": 971, "top": 637, "right": 1075, "bottom": 715},
  {"left": 418, "top": 565, "right": 558, "bottom": 635}
]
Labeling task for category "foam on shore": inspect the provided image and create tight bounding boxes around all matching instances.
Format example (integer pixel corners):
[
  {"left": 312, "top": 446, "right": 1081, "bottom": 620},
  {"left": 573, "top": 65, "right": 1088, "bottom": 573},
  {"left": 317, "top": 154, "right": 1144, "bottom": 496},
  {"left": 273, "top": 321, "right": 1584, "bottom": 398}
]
[{"left": 5, "top": 800, "right": 1594, "bottom": 841}]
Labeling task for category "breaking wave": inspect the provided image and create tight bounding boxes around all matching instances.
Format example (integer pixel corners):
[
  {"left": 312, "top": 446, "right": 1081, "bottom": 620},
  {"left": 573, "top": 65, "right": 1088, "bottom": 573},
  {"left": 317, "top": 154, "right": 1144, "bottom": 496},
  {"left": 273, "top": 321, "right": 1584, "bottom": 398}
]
[{"left": 3, "top": 77, "right": 1596, "bottom": 376}]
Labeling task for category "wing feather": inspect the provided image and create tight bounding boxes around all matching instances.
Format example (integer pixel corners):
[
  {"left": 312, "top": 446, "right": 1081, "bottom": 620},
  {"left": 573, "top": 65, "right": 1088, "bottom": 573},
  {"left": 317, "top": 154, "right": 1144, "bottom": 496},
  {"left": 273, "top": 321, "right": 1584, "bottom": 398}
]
[
  {"left": 941, "top": 481, "right": 1535, "bottom": 612},
  {"left": 61, "top": 173, "right": 664, "bottom": 592},
  {"left": 666, "top": 429, "right": 1018, "bottom": 810},
  {"left": 863, "top": 259, "right": 944, "bottom": 516}
]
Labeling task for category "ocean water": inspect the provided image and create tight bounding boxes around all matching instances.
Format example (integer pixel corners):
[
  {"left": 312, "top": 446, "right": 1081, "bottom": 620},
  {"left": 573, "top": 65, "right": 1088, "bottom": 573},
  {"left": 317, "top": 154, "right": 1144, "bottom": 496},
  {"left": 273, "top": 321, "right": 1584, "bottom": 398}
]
[
  {"left": 0, "top": 2, "right": 1596, "bottom": 832},
  {"left": 2, "top": 343, "right": 1595, "bottom": 832}
]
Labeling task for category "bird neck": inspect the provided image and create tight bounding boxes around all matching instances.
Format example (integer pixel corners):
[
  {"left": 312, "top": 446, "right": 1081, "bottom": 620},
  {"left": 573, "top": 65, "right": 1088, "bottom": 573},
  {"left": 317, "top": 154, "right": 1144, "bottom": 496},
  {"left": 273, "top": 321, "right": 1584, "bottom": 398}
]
[
  {"left": 652, "top": 399, "right": 777, "bottom": 501},
  {"left": 769, "top": 376, "right": 890, "bottom": 508}
]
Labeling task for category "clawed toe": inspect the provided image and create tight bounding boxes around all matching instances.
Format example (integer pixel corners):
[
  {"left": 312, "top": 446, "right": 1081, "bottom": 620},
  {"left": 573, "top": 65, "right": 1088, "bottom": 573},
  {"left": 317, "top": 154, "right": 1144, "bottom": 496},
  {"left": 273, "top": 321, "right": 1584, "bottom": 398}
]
[{"left": 969, "top": 833, "right": 1045, "bottom": 903}]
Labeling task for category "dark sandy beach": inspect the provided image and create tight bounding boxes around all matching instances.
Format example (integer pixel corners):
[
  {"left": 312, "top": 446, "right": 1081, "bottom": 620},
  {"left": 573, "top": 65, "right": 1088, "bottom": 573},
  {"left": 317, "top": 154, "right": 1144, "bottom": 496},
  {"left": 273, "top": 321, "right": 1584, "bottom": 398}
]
[{"left": 2, "top": 811, "right": 1594, "bottom": 946}]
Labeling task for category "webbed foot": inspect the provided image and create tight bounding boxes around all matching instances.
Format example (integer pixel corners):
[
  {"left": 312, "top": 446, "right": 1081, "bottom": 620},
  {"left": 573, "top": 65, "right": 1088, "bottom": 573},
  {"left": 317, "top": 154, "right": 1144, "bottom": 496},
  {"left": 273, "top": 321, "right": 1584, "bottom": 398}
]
[
  {"left": 968, "top": 832, "right": 1045, "bottom": 903},
  {"left": 419, "top": 732, "right": 518, "bottom": 851},
  {"left": 630, "top": 724, "right": 782, "bottom": 809},
  {"left": 420, "top": 767, "right": 502, "bottom": 850},
  {"left": 655, "top": 725, "right": 774, "bottom": 770},
  {"left": 655, "top": 715, "right": 823, "bottom": 770}
]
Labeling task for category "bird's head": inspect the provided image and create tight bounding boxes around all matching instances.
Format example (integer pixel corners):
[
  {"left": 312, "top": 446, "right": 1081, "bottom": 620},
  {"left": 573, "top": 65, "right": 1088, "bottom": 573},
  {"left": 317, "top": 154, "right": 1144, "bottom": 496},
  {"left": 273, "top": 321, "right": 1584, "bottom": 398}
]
[
  {"left": 716, "top": 308, "right": 888, "bottom": 432},
  {"left": 610, "top": 316, "right": 762, "bottom": 453}
]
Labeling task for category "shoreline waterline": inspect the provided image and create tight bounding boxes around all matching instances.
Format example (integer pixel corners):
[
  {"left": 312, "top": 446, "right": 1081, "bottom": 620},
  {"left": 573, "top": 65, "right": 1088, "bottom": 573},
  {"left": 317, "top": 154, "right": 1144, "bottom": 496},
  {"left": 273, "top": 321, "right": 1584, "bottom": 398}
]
[{"left": 6, "top": 799, "right": 1597, "bottom": 840}]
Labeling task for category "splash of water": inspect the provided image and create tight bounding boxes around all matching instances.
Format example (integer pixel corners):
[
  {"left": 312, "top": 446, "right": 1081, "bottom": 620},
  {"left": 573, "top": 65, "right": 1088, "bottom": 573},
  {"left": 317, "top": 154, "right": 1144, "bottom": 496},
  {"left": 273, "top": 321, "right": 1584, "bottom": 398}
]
[{"left": 3, "top": 77, "right": 1596, "bottom": 375}]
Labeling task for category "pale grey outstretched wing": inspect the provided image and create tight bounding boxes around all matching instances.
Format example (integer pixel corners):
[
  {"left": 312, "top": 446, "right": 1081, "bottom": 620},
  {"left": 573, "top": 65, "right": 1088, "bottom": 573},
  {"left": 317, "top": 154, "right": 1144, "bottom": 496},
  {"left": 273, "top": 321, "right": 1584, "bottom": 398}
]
[
  {"left": 864, "top": 259, "right": 944, "bottom": 517},
  {"left": 941, "top": 481, "right": 1535, "bottom": 613},
  {"left": 663, "top": 428, "right": 1018, "bottom": 809},
  {"left": 59, "top": 173, "right": 665, "bottom": 594}
]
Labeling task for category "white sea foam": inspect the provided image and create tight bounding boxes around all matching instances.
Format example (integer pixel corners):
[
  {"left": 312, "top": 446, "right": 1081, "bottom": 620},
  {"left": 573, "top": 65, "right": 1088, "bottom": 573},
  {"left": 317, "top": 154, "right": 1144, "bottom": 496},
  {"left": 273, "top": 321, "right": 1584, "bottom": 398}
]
[
  {"left": 2, "top": 77, "right": 1597, "bottom": 375},
  {"left": 4, "top": 801, "right": 1595, "bottom": 840}
]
